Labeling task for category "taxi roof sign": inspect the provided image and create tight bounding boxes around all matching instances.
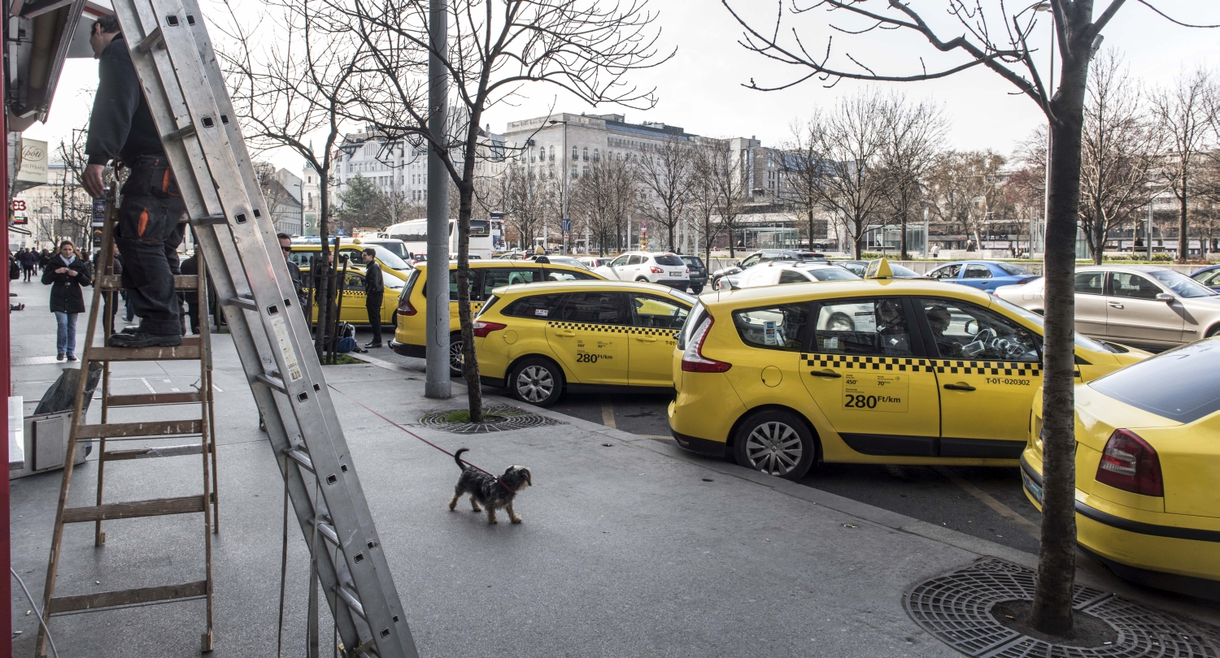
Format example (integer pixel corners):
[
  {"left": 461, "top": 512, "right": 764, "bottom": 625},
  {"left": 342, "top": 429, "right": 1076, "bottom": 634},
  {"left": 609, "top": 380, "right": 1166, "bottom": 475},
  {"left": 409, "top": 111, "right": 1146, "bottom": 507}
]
[{"left": 864, "top": 258, "right": 894, "bottom": 280}]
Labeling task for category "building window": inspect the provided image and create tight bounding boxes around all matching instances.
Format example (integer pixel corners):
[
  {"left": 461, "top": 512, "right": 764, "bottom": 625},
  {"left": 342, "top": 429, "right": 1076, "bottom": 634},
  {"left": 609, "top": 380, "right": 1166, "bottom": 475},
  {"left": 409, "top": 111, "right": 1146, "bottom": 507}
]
[
  {"left": 593, "top": 149, "right": 600, "bottom": 162},
  {"left": 582, "top": 147, "right": 589, "bottom": 161},
  {"left": 571, "top": 165, "right": 578, "bottom": 179},
  {"left": 549, "top": 146, "right": 555, "bottom": 161},
  {"left": 549, "top": 165, "right": 555, "bottom": 178},
  {"left": 572, "top": 146, "right": 578, "bottom": 160},
  {"left": 583, "top": 165, "right": 589, "bottom": 177}
]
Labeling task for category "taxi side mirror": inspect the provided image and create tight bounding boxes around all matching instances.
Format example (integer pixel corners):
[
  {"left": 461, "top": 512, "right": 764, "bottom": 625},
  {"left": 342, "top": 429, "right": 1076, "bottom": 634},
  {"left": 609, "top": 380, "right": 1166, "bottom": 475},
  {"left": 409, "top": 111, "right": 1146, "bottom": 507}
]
[{"left": 1156, "top": 292, "right": 1174, "bottom": 303}]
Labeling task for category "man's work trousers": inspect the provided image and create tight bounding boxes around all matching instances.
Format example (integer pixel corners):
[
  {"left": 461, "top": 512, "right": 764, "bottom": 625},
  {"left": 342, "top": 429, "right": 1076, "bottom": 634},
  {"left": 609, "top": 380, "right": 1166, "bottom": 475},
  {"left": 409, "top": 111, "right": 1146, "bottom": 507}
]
[
  {"left": 366, "top": 291, "right": 383, "bottom": 344},
  {"left": 115, "top": 155, "right": 186, "bottom": 336}
]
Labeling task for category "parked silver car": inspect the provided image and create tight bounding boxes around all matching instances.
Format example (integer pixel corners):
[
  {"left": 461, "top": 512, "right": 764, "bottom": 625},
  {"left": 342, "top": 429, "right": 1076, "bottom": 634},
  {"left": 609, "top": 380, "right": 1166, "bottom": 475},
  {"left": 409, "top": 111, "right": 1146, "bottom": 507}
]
[
  {"left": 993, "top": 265, "right": 1220, "bottom": 349},
  {"left": 716, "top": 261, "right": 859, "bottom": 290}
]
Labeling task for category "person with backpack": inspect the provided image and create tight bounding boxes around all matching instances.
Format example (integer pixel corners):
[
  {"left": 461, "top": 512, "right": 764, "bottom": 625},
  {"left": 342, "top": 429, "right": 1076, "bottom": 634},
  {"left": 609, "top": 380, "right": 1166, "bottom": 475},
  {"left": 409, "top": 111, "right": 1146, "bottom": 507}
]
[{"left": 42, "top": 240, "right": 93, "bottom": 361}]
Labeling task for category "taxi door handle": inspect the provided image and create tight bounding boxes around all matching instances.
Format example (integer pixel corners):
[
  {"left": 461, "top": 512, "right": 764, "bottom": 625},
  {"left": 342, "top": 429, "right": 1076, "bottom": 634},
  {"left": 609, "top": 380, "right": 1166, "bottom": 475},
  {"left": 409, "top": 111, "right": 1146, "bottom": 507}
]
[
  {"left": 1109, "top": 303, "right": 1124, "bottom": 309},
  {"left": 635, "top": 336, "right": 657, "bottom": 343},
  {"left": 555, "top": 330, "right": 576, "bottom": 337},
  {"left": 943, "top": 383, "right": 976, "bottom": 391},
  {"left": 808, "top": 369, "right": 841, "bottom": 378}
]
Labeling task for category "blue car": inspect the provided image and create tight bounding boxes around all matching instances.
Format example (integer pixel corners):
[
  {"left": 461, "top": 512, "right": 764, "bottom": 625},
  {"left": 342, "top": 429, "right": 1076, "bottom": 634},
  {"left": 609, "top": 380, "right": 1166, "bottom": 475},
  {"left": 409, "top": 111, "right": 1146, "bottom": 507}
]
[
  {"left": 1191, "top": 264, "right": 1220, "bottom": 291},
  {"left": 925, "top": 260, "right": 1039, "bottom": 292}
]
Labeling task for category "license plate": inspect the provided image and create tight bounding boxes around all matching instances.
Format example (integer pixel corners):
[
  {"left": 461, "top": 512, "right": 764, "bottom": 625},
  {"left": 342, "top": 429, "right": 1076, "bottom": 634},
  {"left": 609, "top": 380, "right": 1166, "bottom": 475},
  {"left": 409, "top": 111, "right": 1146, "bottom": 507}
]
[
  {"left": 1021, "top": 470, "right": 1043, "bottom": 505},
  {"left": 671, "top": 271, "right": 684, "bottom": 276}
]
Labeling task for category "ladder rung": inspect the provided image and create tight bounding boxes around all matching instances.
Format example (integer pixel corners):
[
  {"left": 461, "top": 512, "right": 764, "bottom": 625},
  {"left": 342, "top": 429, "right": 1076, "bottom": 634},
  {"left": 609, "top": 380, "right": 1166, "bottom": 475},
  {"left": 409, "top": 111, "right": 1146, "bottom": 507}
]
[
  {"left": 224, "top": 295, "right": 258, "bottom": 312},
  {"left": 308, "top": 518, "right": 339, "bottom": 547},
  {"left": 257, "top": 373, "right": 287, "bottom": 394},
  {"left": 76, "top": 419, "right": 203, "bottom": 439},
  {"left": 98, "top": 274, "right": 198, "bottom": 291},
  {"left": 191, "top": 214, "right": 228, "bottom": 226},
  {"left": 89, "top": 342, "right": 201, "bottom": 362},
  {"left": 48, "top": 580, "right": 207, "bottom": 615},
  {"left": 103, "top": 444, "right": 204, "bottom": 462},
  {"left": 107, "top": 391, "right": 203, "bottom": 407},
  {"left": 285, "top": 448, "right": 314, "bottom": 472},
  {"left": 162, "top": 122, "right": 197, "bottom": 142},
  {"left": 135, "top": 26, "right": 164, "bottom": 54},
  {"left": 62, "top": 494, "right": 208, "bottom": 523},
  {"left": 335, "top": 585, "right": 366, "bottom": 621}
]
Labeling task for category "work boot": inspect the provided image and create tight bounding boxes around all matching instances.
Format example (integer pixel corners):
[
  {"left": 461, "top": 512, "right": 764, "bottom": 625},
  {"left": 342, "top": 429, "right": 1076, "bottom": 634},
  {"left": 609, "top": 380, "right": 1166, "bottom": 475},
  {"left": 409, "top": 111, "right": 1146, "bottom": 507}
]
[{"left": 109, "top": 332, "right": 183, "bottom": 348}]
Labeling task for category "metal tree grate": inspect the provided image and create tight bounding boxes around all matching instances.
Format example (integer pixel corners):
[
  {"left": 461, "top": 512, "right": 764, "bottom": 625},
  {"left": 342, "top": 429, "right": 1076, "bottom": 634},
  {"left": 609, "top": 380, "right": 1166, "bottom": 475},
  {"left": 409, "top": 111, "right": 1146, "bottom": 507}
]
[
  {"left": 418, "top": 405, "right": 563, "bottom": 434},
  {"left": 905, "top": 558, "right": 1220, "bottom": 658}
]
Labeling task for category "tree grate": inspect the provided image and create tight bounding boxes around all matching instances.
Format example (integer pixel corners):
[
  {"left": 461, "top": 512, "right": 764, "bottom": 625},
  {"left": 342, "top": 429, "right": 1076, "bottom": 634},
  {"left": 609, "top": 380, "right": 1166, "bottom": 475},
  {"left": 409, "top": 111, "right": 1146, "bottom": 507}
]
[
  {"left": 905, "top": 558, "right": 1220, "bottom": 657},
  {"left": 418, "top": 405, "right": 562, "bottom": 434}
]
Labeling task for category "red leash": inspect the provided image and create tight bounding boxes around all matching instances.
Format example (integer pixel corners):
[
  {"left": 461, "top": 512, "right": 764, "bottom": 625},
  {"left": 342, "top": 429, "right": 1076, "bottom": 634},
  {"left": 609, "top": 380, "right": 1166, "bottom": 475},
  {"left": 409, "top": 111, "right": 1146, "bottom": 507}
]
[{"left": 326, "top": 384, "right": 504, "bottom": 484}]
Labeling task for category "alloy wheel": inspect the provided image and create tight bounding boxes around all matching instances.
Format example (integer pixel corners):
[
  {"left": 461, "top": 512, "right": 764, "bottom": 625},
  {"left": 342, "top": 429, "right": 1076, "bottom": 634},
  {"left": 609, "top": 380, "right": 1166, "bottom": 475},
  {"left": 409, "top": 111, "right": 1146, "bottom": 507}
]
[
  {"left": 743, "top": 421, "right": 803, "bottom": 476},
  {"left": 515, "top": 365, "right": 555, "bottom": 403}
]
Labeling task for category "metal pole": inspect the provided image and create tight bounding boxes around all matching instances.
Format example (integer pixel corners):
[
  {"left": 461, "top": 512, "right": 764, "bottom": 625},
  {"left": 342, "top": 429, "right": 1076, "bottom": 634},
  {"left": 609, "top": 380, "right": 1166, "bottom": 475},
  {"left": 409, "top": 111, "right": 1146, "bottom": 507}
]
[
  {"left": 1147, "top": 202, "right": 1153, "bottom": 260},
  {"left": 923, "top": 207, "right": 929, "bottom": 258},
  {"left": 424, "top": 0, "right": 451, "bottom": 399},
  {"left": 562, "top": 121, "right": 569, "bottom": 255}
]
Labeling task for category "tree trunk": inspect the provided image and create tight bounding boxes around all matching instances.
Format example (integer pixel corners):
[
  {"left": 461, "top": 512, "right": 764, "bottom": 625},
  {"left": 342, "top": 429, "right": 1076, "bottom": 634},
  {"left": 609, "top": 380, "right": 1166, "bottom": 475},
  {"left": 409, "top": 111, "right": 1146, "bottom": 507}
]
[
  {"left": 458, "top": 161, "right": 484, "bottom": 423},
  {"left": 900, "top": 209, "right": 909, "bottom": 261},
  {"left": 1092, "top": 206, "right": 1105, "bottom": 265},
  {"left": 1178, "top": 187, "right": 1189, "bottom": 262},
  {"left": 1030, "top": 47, "right": 1090, "bottom": 638},
  {"left": 808, "top": 208, "right": 816, "bottom": 251},
  {"left": 315, "top": 176, "right": 331, "bottom": 359}
]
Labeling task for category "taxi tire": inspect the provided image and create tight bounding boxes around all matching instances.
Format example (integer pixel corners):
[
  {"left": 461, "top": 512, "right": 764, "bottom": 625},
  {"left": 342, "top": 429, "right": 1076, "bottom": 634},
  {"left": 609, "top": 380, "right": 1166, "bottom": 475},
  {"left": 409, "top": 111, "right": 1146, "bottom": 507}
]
[
  {"left": 733, "top": 409, "right": 815, "bottom": 481},
  {"left": 449, "top": 332, "right": 464, "bottom": 376},
  {"left": 508, "top": 357, "right": 564, "bottom": 407}
]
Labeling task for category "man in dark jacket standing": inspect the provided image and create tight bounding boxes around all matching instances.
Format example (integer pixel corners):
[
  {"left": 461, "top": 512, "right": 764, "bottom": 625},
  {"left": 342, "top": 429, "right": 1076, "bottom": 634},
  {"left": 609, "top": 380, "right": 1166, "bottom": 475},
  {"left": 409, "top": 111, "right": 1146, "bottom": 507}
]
[
  {"left": 42, "top": 241, "right": 92, "bottom": 361},
  {"left": 81, "top": 14, "right": 184, "bottom": 349},
  {"left": 361, "top": 248, "right": 384, "bottom": 348}
]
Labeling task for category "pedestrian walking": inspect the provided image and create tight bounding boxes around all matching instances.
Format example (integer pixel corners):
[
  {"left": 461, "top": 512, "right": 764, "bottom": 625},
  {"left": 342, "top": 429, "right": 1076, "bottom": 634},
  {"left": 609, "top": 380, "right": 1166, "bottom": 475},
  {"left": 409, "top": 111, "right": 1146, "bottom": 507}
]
[
  {"left": 82, "top": 14, "right": 185, "bottom": 349},
  {"left": 19, "top": 248, "right": 38, "bottom": 281},
  {"left": 38, "top": 248, "right": 52, "bottom": 271},
  {"left": 361, "top": 247, "right": 384, "bottom": 348},
  {"left": 41, "top": 241, "right": 92, "bottom": 361}
]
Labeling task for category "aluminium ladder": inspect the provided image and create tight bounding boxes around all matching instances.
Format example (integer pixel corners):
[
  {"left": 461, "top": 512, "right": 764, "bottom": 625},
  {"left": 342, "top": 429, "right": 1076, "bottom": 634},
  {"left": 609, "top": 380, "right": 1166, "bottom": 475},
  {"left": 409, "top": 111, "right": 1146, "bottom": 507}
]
[
  {"left": 36, "top": 0, "right": 420, "bottom": 654},
  {"left": 36, "top": 188, "right": 220, "bottom": 655}
]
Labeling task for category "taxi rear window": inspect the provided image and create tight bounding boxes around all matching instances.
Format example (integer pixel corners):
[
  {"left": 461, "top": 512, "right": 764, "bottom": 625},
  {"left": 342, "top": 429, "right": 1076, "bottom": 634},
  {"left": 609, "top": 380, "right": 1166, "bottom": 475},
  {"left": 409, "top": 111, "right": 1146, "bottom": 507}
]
[
  {"left": 501, "top": 294, "right": 566, "bottom": 320},
  {"left": 732, "top": 304, "right": 809, "bottom": 351},
  {"left": 1089, "top": 339, "right": 1220, "bottom": 423}
]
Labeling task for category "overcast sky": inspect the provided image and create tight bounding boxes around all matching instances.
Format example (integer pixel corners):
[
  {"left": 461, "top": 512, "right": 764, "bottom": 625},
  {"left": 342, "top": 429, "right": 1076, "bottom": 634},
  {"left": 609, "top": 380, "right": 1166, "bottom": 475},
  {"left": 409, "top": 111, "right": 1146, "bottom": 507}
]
[{"left": 27, "top": 0, "right": 1220, "bottom": 174}]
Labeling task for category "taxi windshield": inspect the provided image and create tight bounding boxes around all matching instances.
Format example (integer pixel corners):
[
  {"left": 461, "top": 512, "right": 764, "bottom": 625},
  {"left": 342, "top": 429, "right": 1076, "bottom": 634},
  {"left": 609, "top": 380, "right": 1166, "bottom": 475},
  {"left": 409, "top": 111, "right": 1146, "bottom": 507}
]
[{"left": 989, "top": 297, "right": 1117, "bottom": 353}]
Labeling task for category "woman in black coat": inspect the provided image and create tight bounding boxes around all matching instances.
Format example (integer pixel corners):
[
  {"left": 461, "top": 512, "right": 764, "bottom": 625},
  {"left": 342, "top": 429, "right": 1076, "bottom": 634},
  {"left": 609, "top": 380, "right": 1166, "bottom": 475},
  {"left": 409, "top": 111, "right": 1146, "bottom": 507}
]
[{"left": 41, "top": 240, "right": 92, "bottom": 361}]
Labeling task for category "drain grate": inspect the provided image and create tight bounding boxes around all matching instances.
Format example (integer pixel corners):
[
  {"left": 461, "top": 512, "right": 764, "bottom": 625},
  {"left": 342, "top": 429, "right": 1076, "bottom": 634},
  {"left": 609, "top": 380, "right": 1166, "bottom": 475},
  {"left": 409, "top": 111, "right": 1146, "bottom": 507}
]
[
  {"left": 905, "top": 558, "right": 1220, "bottom": 657},
  {"left": 418, "top": 404, "right": 562, "bottom": 434}
]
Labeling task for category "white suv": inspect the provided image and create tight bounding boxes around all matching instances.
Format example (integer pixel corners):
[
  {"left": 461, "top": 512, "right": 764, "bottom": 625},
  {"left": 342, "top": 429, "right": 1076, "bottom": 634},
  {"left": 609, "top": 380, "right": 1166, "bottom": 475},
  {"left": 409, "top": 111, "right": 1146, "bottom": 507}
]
[{"left": 594, "top": 251, "right": 690, "bottom": 288}]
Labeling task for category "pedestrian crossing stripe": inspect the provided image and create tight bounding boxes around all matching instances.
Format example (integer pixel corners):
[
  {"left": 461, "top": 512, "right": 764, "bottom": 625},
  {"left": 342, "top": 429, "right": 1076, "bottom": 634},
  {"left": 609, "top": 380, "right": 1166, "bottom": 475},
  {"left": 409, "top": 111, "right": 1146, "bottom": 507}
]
[
  {"left": 546, "top": 321, "right": 678, "bottom": 337},
  {"left": 801, "top": 353, "right": 1052, "bottom": 377}
]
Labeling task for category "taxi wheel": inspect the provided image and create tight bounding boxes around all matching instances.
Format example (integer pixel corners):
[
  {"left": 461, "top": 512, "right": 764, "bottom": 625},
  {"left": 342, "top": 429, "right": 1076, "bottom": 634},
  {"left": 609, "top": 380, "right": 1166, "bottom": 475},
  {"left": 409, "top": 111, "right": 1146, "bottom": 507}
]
[
  {"left": 449, "top": 333, "right": 465, "bottom": 375},
  {"left": 509, "top": 357, "right": 564, "bottom": 407},
  {"left": 733, "top": 410, "right": 815, "bottom": 480},
  {"left": 691, "top": 284, "right": 704, "bottom": 294}
]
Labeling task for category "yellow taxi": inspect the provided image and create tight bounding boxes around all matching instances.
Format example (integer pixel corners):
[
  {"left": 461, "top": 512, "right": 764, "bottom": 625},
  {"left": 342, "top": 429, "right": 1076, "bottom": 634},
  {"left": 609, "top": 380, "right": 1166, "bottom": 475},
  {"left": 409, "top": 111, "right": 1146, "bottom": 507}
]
[
  {"left": 390, "top": 260, "right": 603, "bottom": 372},
  {"left": 668, "top": 260, "right": 1149, "bottom": 480},
  {"left": 1022, "top": 338, "right": 1220, "bottom": 598},
  {"left": 299, "top": 264, "right": 403, "bottom": 327},
  {"left": 471, "top": 281, "right": 696, "bottom": 405},
  {"left": 288, "top": 239, "right": 414, "bottom": 284}
]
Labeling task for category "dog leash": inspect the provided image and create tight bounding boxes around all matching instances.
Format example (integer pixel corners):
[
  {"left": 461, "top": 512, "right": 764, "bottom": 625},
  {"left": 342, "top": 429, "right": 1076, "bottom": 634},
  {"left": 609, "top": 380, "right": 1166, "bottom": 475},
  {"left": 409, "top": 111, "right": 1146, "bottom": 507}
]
[{"left": 326, "top": 384, "right": 513, "bottom": 491}]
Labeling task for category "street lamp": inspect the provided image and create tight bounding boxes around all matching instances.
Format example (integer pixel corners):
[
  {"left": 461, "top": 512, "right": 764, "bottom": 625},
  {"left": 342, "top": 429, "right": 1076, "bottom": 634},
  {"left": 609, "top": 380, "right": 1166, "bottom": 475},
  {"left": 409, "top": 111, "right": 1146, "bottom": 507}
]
[{"left": 549, "top": 118, "right": 569, "bottom": 255}]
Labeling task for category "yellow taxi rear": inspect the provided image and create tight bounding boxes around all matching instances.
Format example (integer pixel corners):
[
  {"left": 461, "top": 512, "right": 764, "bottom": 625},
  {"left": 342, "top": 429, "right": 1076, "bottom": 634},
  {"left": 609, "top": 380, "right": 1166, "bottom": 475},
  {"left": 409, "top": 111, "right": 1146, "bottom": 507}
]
[
  {"left": 390, "top": 261, "right": 602, "bottom": 371},
  {"left": 299, "top": 264, "right": 402, "bottom": 327},
  {"left": 472, "top": 281, "right": 694, "bottom": 405},
  {"left": 668, "top": 261, "right": 1148, "bottom": 480},
  {"left": 1022, "top": 339, "right": 1220, "bottom": 597}
]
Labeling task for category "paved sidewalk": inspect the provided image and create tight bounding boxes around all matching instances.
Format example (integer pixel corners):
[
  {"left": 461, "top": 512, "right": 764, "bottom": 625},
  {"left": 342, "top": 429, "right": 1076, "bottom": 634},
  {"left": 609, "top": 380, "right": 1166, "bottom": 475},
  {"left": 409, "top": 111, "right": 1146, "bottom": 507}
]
[{"left": 7, "top": 280, "right": 1218, "bottom": 657}]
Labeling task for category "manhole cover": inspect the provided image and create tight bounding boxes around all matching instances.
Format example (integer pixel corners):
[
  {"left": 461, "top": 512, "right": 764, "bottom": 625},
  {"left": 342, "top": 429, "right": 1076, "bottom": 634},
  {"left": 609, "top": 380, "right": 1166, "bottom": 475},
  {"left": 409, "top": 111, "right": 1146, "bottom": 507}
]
[
  {"left": 905, "top": 558, "right": 1220, "bottom": 657},
  {"left": 418, "top": 404, "right": 562, "bottom": 434}
]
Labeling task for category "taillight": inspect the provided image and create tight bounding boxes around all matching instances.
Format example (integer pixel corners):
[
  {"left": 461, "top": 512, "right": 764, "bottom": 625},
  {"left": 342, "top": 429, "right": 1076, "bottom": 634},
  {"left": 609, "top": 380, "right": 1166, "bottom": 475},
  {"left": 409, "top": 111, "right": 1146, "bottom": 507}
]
[
  {"left": 473, "top": 321, "right": 506, "bottom": 337},
  {"left": 685, "top": 268, "right": 690, "bottom": 274},
  {"left": 650, "top": 266, "right": 664, "bottom": 274},
  {"left": 397, "top": 294, "right": 417, "bottom": 316},
  {"left": 681, "top": 315, "right": 731, "bottom": 372},
  {"left": 1095, "top": 429, "right": 1163, "bottom": 497}
]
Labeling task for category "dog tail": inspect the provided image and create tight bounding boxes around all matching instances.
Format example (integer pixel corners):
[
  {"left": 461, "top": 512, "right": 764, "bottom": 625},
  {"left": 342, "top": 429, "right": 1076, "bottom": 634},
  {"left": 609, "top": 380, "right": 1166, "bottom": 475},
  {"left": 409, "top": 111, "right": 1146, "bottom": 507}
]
[{"left": 454, "top": 447, "right": 470, "bottom": 471}]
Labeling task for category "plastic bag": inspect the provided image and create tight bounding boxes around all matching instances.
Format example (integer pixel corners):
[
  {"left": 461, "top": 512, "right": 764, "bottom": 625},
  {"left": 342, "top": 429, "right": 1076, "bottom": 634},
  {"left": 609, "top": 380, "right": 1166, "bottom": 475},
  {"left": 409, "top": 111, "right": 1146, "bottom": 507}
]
[{"left": 35, "top": 363, "right": 103, "bottom": 415}]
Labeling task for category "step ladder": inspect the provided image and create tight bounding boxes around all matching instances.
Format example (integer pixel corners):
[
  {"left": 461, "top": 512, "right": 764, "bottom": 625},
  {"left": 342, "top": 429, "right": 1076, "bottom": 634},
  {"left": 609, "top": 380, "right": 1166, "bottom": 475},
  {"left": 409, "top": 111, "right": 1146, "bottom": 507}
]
[
  {"left": 35, "top": 0, "right": 422, "bottom": 654},
  {"left": 36, "top": 189, "right": 220, "bottom": 655}
]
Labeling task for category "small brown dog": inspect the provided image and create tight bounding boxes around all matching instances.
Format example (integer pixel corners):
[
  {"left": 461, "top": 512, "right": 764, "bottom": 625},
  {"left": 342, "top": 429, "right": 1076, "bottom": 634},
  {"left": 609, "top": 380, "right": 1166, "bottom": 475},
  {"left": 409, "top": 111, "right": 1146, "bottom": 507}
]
[{"left": 448, "top": 448, "right": 532, "bottom": 524}]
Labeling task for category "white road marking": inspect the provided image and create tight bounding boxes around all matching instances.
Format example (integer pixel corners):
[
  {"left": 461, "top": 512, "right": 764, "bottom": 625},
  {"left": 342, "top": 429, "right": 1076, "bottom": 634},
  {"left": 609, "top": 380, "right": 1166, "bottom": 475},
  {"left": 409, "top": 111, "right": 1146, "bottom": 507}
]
[{"left": 140, "top": 378, "right": 156, "bottom": 394}]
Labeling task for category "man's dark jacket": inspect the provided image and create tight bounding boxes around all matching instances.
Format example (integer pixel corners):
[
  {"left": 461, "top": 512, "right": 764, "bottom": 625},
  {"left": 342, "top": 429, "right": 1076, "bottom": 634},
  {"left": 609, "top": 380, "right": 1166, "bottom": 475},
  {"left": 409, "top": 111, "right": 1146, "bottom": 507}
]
[
  {"left": 85, "top": 36, "right": 164, "bottom": 166},
  {"left": 364, "top": 259, "right": 384, "bottom": 296},
  {"left": 41, "top": 257, "right": 93, "bottom": 314}
]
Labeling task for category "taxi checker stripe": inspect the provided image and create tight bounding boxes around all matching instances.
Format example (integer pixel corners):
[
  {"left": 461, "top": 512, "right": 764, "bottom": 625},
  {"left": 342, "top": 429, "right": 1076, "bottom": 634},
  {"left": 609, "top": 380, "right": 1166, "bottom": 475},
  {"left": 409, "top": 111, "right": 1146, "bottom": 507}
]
[
  {"left": 545, "top": 321, "right": 674, "bottom": 336},
  {"left": 800, "top": 353, "right": 1047, "bottom": 375}
]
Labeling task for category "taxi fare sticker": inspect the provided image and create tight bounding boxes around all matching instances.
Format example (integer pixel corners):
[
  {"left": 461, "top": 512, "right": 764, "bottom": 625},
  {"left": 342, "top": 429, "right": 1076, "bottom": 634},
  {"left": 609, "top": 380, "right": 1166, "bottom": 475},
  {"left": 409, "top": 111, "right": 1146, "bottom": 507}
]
[
  {"left": 575, "top": 339, "right": 613, "bottom": 364},
  {"left": 842, "top": 373, "right": 908, "bottom": 412}
]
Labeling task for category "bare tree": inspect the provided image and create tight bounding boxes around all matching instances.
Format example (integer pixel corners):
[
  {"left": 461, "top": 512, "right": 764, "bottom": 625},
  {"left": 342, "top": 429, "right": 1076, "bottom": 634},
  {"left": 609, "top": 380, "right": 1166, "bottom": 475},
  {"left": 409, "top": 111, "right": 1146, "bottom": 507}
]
[
  {"left": 690, "top": 143, "right": 725, "bottom": 264},
  {"left": 721, "top": 0, "right": 1213, "bottom": 635},
  {"left": 571, "top": 156, "right": 638, "bottom": 255},
  {"left": 701, "top": 138, "right": 749, "bottom": 256},
  {"left": 780, "top": 121, "right": 829, "bottom": 251},
  {"left": 496, "top": 161, "right": 558, "bottom": 250},
  {"left": 1153, "top": 68, "right": 1213, "bottom": 262},
  {"left": 219, "top": 0, "right": 364, "bottom": 356},
  {"left": 878, "top": 95, "right": 946, "bottom": 259},
  {"left": 332, "top": 0, "right": 668, "bottom": 420},
  {"left": 636, "top": 136, "right": 696, "bottom": 251},
  {"left": 797, "top": 91, "right": 889, "bottom": 258},
  {"left": 55, "top": 131, "right": 98, "bottom": 250},
  {"left": 928, "top": 150, "right": 1007, "bottom": 250}
]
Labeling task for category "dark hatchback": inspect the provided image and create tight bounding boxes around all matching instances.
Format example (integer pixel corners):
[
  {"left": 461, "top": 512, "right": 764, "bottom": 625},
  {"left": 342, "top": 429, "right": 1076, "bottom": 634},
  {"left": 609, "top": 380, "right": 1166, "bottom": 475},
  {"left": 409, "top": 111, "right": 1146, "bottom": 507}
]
[{"left": 680, "top": 255, "right": 708, "bottom": 293}]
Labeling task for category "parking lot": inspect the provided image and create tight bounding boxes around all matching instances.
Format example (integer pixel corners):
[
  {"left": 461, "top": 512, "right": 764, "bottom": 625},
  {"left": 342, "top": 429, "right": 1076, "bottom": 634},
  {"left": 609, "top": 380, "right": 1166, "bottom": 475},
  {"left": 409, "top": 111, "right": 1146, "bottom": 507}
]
[{"left": 357, "top": 328, "right": 1047, "bottom": 556}]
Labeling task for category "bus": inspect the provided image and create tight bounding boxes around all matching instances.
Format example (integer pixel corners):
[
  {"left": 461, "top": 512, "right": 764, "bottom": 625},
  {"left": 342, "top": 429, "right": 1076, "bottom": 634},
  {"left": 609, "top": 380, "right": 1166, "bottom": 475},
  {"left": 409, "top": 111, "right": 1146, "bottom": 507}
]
[{"left": 382, "top": 218, "right": 494, "bottom": 260}]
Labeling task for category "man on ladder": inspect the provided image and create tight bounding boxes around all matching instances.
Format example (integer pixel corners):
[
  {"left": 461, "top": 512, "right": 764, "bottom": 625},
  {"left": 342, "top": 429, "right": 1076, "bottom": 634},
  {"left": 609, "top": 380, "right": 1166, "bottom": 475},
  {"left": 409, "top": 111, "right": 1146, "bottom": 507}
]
[{"left": 81, "top": 15, "right": 186, "bottom": 349}]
